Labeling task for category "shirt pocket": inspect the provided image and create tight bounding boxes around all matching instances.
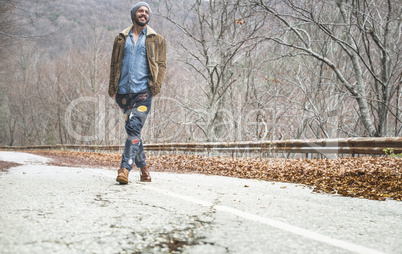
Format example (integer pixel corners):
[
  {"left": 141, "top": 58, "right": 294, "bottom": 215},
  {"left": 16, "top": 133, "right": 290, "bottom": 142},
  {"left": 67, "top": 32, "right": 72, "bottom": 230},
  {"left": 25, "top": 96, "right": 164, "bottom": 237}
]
[
  {"left": 140, "top": 43, "right": 147, "bottom": 57},
  {"left": 123, "top": 42, "right": 129, "bottom": 57}
]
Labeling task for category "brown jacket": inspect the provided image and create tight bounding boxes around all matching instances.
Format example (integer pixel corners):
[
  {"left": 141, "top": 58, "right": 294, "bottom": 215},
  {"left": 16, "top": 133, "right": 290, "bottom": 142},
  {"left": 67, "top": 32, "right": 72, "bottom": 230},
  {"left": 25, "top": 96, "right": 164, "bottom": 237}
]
[{"left": 108, "top": 25, "right": 167, "bottom": 97}]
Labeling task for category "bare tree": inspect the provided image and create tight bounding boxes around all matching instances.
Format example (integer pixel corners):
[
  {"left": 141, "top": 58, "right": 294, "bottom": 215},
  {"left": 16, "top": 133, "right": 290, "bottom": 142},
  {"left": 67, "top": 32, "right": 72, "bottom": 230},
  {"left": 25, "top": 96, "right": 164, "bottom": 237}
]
[
  {"left": 0, "top": 0, "right": 17, "bottom": 63},
  {"left": 251, "top": 0, "right": 402, "bottom": 137},
  {"left": 159, "top": 0, "right": 266, "bottom": 142}
]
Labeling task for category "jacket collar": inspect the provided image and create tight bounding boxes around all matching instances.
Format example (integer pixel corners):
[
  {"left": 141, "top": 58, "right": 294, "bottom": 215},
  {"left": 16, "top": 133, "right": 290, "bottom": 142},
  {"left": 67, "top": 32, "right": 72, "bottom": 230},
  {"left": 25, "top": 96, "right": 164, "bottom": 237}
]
[{"left": 120, "top": 25, "right": 156, "bottom": 37}]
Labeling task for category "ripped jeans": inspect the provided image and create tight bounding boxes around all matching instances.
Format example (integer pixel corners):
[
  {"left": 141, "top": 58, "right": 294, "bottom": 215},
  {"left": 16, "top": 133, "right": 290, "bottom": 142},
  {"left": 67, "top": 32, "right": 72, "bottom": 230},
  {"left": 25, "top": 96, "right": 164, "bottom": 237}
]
[{"left": 115, "top": 89, "right": 152, "bottom": 171}]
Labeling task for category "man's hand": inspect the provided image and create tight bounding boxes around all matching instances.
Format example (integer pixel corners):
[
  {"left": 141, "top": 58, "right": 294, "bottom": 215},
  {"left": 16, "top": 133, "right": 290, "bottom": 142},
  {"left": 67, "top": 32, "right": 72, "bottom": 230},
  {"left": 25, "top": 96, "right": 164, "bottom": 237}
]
[{"left": 113, "top": 93, "right": 116, "bottom": 100}]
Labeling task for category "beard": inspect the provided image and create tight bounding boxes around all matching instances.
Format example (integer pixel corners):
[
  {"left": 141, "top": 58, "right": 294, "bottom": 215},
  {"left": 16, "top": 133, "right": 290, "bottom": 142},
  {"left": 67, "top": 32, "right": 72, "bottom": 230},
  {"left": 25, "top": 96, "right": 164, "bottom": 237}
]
[{"left": 134, "top": 15, "right": 148, "bottom": 27}]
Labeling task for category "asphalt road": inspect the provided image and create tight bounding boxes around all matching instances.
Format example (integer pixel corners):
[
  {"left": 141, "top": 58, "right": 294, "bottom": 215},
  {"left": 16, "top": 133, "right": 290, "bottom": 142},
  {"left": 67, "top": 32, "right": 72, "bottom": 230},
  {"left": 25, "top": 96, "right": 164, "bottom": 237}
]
[{"left": 0, "top": 151, "right": 401, "bottom": 254}]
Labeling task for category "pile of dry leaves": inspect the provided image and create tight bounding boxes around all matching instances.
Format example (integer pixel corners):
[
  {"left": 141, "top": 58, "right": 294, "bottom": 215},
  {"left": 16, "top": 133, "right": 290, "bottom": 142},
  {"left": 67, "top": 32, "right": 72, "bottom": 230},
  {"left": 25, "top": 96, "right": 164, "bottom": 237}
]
[
  {"left": 149, "top": 155, "right": 402, "bottom": 201},
  {"left": 30, "top": 150, "right": 401, "bottom": 201},
  {"left": 0, "top": 161, "right": 22, "bottom": 172}
]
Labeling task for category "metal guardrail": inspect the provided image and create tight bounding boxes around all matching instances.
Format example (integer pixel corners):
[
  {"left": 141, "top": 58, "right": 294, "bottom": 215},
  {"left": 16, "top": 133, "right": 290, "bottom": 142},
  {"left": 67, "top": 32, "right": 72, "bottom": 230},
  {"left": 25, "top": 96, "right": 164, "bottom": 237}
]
[
  {"left": 1, "top": 137, "right": 401, "bottom": 157},
  {"left": 145, "top": 137, "right": 402, "bottom": 155}
]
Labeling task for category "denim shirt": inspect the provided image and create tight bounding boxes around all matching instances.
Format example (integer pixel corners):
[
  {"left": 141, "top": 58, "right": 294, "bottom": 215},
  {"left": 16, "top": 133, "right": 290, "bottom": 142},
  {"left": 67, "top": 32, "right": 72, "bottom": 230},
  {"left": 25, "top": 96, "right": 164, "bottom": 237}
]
[{"left": 117, "top": 28, "right": 150, "bottom": 94}]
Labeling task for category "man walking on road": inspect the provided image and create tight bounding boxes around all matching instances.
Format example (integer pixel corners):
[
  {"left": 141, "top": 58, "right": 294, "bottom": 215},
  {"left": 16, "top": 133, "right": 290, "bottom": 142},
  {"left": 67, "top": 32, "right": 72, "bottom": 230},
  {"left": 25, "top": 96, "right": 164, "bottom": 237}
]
[{"left": 108, "top": 2, "right": 167, "bottom": 184}]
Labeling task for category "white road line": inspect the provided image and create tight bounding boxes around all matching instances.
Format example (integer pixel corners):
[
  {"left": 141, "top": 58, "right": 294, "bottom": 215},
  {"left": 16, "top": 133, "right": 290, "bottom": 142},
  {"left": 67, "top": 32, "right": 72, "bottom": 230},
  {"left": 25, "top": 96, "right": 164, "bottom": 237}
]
[
  {"left": 88, "top": 169, "right": 385, "bottom": 254},
  {"left": 144, "top": 185, "right": 386, "bottom": 254}
]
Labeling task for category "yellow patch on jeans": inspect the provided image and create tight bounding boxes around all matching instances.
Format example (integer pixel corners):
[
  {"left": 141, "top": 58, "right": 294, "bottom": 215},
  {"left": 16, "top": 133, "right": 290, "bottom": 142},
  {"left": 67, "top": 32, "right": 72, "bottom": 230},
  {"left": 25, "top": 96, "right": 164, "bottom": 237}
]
[{"left": 137, "top": 106, "right": 148, "bottom": 112}]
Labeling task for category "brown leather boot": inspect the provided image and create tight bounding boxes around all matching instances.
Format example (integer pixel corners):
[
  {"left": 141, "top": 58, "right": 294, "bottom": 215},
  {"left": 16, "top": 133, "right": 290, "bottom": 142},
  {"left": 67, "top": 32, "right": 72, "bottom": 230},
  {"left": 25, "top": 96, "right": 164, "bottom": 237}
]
[
  {"left": 116, "top": 167, "right": 129, "bottom": 184},
  {"left": 140, "top": 165, "right": 151, "bottom": 182}
]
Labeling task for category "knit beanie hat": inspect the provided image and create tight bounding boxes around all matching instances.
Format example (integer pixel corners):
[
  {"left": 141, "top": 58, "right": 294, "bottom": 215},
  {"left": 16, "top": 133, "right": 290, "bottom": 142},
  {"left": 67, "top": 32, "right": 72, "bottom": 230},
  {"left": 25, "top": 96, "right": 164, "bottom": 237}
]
[{"left": 131, "top": 2, "right": 152, "bottom": 23}]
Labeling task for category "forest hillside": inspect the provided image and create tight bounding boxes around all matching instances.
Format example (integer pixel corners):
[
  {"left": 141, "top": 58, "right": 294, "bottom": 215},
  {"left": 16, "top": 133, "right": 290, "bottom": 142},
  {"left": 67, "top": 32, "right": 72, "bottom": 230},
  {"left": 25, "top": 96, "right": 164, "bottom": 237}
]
[{"left": 0, "top": 0, "right": 401, "bottom": 146}]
